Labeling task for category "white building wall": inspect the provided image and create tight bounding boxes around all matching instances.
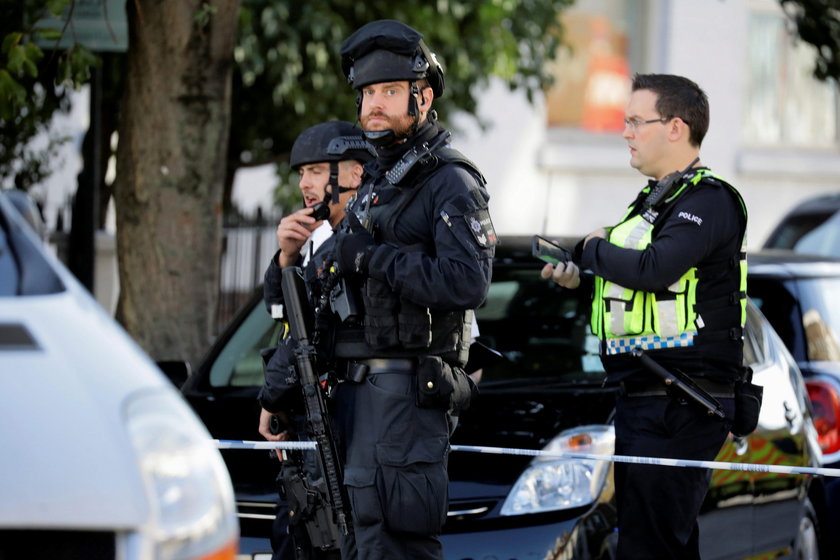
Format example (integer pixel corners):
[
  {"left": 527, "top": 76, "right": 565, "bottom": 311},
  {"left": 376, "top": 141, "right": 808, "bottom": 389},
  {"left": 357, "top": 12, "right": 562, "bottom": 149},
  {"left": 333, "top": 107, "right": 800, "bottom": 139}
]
[{"left": 451, "top": 0, "right": 840, "bottom": 249}]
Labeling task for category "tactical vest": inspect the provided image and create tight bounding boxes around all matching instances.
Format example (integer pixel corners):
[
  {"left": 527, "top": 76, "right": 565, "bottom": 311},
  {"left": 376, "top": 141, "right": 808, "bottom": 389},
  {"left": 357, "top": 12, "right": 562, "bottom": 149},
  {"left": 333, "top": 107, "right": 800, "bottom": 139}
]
[
  {"left": 332, "top": 144, "right": 488, "bottom": 367},
  {"left": 591, "top": 169, "right": 747, "bottom": 356}
]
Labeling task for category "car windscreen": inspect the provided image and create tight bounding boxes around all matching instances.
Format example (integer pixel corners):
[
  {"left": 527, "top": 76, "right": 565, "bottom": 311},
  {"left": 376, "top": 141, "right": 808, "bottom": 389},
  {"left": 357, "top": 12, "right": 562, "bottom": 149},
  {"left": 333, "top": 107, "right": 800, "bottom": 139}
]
[
  {"left": 474, "top": 267, "right": 604, "bottom": 386},
  {"left": 764, "top": 210, "right": 840, "bottom": 258},
  {"left": 0, "top": 193, "right": 64, "bottom": 296}
]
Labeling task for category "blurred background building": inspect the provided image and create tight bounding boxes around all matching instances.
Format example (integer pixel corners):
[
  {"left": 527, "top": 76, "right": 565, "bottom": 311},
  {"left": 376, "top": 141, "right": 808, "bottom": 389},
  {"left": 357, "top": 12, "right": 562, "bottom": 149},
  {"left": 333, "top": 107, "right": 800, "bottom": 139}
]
[
  {"left": 24, "top": 0, "right": 840, "bottom": 320},
  {"left": 452, "top": 0, "right": 840, "bottom": 247}
]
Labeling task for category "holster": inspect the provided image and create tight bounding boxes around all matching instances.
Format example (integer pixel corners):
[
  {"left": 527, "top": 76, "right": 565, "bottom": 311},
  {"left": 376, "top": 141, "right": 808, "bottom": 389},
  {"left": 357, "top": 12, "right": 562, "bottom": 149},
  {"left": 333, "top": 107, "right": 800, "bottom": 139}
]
[
  {"left": 731, "top": 366, "right": 763, "bottom": 437},
  {"left": 416, "top": 355, "right": 478, "bottom": 412},
  {"left": 280, "top": 459, "right": 340, "bottom": 552}
]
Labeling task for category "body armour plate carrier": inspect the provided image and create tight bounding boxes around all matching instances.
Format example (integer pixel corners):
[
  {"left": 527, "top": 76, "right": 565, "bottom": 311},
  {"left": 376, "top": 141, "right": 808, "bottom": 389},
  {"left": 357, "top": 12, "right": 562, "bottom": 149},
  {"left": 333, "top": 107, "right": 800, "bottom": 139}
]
[{"left": 331, "top": 144, "right": 486, "bottom": 367}]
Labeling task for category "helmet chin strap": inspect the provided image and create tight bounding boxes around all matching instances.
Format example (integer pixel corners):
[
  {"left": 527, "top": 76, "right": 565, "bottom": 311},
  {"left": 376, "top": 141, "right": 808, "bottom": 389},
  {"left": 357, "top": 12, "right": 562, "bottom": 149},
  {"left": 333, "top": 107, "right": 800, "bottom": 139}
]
[{"left": 326, "top": 162, "right": 357, "bottom": 206}]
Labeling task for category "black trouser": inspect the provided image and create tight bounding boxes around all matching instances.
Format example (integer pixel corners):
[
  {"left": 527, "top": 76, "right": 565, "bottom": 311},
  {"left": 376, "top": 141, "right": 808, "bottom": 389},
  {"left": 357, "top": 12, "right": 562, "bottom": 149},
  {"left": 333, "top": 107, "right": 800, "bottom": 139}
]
[
  {"left": 332, "top": 364, "right": 449, "bottom": 560},
  {"left": 613, "top": 393, "right": 735, "bottom": 559},
  {"left": 270, "top": 490, "right": 293, "bottom": 560}
]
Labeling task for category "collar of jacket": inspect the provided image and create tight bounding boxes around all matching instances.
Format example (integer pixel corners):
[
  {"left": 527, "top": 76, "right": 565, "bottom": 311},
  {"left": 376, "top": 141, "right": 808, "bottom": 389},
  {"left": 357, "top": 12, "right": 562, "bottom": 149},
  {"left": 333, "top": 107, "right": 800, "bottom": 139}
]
[{"left": 372, "top": 119, "right": 440, "bottom": 172}]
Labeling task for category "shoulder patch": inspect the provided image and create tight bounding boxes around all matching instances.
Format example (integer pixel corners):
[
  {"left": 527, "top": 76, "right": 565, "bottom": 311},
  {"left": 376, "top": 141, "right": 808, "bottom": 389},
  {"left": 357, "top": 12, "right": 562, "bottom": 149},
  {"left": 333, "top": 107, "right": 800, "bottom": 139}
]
[
  {"left": 677, "top": 211, "right": 704, "bottom": 226},
  {"left": 464, "top": 207, "right": 497, "bottom": 248}
]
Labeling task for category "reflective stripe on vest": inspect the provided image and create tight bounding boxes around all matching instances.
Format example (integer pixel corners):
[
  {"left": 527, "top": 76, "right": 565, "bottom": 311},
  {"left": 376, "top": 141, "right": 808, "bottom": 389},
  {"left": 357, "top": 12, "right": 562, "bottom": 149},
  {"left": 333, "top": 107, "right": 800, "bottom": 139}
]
[
  {"left": 605, "top": 331, "right": 696, "bottom": 355},
  {"left": 591, "top": 169, "right": 747, "bottom": 353}
]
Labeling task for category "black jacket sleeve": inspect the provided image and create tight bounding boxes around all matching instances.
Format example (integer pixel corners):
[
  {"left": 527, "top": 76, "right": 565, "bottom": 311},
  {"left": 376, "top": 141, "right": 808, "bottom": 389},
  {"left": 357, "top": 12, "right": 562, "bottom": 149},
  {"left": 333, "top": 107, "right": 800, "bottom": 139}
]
[{"left": 263, "top": 250, "right": 286, "bottom": 315}]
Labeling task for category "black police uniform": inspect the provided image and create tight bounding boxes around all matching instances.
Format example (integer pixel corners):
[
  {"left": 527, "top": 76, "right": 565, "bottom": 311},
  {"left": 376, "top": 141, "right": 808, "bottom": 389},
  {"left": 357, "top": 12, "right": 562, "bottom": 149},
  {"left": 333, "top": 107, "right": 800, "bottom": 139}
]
[
  {"left": 325, "top": 115, "right": 494, "bottom": 560},
  {"left": 261, "top": 235, "right": 344, "bottom": 560},
  {"left": 579, "top": 170, "right": 746, "bottom": 559},
  {"left": 259, "top": 121, "right": 373, "bottom": 560}
]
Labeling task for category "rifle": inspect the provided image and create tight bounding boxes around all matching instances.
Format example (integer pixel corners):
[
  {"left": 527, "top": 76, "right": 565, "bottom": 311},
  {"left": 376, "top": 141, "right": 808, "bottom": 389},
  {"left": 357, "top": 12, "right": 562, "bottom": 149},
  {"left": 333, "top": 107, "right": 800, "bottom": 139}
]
[
  {"left": 632, "top": 348, "right": 726, "bottom": 418},
  {"left": 281, "top": 266, "right": 353, "bottom": 540}
]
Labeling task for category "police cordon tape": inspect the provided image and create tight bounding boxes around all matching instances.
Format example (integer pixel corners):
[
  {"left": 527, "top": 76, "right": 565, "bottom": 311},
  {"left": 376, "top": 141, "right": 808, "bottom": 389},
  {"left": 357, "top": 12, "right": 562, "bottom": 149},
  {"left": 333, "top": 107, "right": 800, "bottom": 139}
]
[{"left": 213, "top": 439, "right": 840, "bottom": 478}]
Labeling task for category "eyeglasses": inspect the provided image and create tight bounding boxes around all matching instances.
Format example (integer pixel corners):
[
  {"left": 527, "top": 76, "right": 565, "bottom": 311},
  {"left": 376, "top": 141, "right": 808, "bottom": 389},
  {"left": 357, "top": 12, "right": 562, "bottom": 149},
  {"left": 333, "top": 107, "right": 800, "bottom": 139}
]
[{"left": 623, "top": 117, "right": 671, "bottom": 129}]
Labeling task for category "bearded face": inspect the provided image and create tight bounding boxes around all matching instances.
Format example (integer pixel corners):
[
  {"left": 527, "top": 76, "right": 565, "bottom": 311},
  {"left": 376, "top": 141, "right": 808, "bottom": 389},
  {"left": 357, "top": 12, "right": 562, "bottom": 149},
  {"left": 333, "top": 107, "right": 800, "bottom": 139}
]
[{"left": 359, "top": 81, "right": 422, "bottom": 139}]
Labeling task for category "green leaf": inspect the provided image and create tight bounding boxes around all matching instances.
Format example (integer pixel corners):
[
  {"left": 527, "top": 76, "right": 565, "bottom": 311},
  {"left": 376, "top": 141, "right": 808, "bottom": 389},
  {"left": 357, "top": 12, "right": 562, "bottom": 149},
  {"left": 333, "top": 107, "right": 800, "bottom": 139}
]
[
  {"left": 46, "top": 0, "right": 70, "bottom": 18},
  {"left": 2, "top": 32, "right": 22, "bottom": 55},
  {"left": 35, "top": 28, "right": 64, "bottom": 42},
  {"left": 0, "top": 69, "right": 28, "bottom": 119},
  {"left": 23, "top": 59, "right": 38, "bottom": 78},
  {"left": 6, "top": 45, "right": 26, "bottom": 76},
  {"left": 24, "top": 42, "right": 44, "bottom": 65}
]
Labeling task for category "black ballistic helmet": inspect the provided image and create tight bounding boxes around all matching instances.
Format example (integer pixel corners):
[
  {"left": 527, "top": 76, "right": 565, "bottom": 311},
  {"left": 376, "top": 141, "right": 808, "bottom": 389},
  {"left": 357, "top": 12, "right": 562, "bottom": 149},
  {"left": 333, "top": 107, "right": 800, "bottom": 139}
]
[
  {"left": 289, "top": 121, "right": 374, "bottom": 170},
  {"left": 340, "top": 20, "right": 445, "bottom": 98}
]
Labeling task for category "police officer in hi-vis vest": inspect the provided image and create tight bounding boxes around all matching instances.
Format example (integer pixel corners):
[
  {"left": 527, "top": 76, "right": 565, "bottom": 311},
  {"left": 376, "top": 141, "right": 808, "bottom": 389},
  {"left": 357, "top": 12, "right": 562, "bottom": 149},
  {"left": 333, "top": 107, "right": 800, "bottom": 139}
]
[{"left": 543, "top": 73, "right": 747, "bottom": 559}]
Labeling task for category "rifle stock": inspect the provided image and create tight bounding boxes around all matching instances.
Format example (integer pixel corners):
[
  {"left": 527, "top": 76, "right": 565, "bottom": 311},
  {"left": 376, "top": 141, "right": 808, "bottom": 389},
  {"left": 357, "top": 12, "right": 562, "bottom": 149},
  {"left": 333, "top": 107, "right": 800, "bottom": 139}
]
[{"left": 281, "top": 266, "right": 352, "bottom": 537}]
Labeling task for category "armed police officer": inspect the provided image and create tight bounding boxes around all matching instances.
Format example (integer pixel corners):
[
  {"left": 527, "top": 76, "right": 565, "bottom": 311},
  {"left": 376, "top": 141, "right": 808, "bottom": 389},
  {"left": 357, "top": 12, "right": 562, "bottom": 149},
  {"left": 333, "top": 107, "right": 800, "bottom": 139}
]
[
  {"left": 313, "top": 20, "right": 496, "bottom": 560},
  {"left": 542, "top": 74, "right": 747, "bottom": 559},
  {"left": 258, "top": 120, "right": 374, "bottom": 560}
]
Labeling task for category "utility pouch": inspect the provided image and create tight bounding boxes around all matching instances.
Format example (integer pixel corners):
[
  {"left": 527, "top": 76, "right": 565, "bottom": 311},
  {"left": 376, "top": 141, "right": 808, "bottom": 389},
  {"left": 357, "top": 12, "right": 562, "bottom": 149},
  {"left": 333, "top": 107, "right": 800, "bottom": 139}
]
[
  {"left": 362, "top": 278, "right": 400, "bottom": 349},
  {"left": 398, "top": 297, "right": 432, "bottom": 349},
  {"left": 416, "top": 355, "right": 477, "bottom": 411},
  {"left": 732, "top": 367, "right": 763, "bottom": 437}
]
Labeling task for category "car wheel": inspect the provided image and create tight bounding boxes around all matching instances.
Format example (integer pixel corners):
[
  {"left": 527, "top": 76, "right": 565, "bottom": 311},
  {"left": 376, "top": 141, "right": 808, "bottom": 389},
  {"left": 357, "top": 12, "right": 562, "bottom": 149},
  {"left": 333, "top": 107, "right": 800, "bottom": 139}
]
[{"left": 795, "top": 498, "right": 820, "bottom": 560}]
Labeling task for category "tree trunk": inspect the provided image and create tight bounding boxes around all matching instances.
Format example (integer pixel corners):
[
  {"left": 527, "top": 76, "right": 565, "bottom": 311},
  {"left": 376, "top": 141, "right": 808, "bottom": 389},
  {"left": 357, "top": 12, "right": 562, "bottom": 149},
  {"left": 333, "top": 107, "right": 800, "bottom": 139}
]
[{"left": 113, "top": 0, "right": 241, "bottom": 366}]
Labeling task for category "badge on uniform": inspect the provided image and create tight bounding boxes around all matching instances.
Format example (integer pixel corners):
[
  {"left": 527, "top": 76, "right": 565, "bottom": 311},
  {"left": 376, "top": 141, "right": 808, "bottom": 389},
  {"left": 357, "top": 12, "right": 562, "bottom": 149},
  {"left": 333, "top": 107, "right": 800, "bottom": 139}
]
[{"left": 464, "top": 208, "right": 497, "bottom": 248}]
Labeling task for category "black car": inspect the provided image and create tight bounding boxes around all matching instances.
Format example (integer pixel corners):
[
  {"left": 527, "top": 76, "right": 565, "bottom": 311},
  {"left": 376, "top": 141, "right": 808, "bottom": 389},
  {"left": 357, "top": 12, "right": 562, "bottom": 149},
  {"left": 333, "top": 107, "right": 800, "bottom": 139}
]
[
  {"left": 180, "top": 237, "right": 827, "bottom": 559},
  {"left": 748, "top": 250, "right": 840, "bottom": 553}
]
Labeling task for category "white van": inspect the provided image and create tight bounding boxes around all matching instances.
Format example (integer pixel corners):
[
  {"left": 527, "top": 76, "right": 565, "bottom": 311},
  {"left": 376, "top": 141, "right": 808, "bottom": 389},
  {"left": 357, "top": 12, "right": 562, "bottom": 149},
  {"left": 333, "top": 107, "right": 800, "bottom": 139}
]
[{"left": 0, "top": 189, "right": 239, "bottom": 560}]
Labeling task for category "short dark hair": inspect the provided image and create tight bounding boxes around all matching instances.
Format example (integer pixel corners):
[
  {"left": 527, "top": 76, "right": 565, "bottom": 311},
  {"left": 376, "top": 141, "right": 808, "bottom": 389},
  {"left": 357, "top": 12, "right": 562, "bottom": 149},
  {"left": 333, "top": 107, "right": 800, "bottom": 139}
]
[{"left": 632, "top": 73, "right": 709, "bottom": 147}]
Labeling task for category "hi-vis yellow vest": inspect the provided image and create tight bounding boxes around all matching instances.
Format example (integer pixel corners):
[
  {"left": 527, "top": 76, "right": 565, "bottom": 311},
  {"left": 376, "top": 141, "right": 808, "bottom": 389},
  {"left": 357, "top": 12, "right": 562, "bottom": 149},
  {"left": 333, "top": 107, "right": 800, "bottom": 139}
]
[{"left": 591, "top": 169, "right": 747, "bottom": 356}]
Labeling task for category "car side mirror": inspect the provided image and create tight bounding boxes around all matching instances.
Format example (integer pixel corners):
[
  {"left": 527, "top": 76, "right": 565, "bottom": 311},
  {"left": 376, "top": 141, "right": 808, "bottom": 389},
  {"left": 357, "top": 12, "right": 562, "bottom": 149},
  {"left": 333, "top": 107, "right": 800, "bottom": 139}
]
[{"left": 157, "top": 360, "right": 191, "bottom": 388}]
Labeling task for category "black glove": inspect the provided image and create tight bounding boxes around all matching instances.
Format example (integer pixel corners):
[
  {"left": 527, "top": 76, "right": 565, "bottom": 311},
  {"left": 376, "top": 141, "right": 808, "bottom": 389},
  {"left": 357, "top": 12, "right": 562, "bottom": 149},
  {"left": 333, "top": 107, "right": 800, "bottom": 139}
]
[{"left": 334, "top": 226, "right": 378, "bottom": 275}]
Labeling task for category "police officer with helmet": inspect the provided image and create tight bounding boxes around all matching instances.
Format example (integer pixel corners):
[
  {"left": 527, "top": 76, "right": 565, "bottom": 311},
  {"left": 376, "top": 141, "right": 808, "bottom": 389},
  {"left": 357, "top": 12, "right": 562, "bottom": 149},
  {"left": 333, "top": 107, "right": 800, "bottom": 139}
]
[
  {"left": 314, "top": 19, "right": 496, "bottom": 559},
  {"left": 263, "top": 120, "right": 375, "bottom": 281},
  {"left": 258, "top": 120, "right": 374, "bottom": 560},
  {"left": 543, "top": 73, "right": 748, "bottom": 559}
]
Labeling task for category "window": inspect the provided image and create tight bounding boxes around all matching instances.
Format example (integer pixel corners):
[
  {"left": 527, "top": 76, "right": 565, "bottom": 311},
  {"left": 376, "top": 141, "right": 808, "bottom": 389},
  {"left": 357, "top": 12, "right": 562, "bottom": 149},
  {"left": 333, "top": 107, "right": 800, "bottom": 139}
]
[
  {"left": 748, "top": 279, "right": 806, "bottom": 361},
  {"left": 544, "top": 0, "right": 649, "bottom": 132},
  {"left": 799, "top": 278, "right": 840, "bottom": 363},
  {"left": 743, "top": 1, "right": 840, "bottom": 147},
  {"left": 475, "top": 268, "right": 604, "bottom": 383},
  {"left": 209, "top": 300, "right": 279, "bottom": 388}
]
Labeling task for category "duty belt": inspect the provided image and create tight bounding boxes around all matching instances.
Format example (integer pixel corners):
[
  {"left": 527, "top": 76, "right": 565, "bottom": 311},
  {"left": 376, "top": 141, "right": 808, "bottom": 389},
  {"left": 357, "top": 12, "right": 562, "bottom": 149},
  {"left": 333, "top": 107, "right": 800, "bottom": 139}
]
[
  {"left": 356, "top": 358, "right": 415, "bottom": 374},
  {"left": 338, "top": 358, "right": 416, "bottom": 383},
  {"left": 622, "top": 377, "right": 735, "bottom": 398},
  {"left": 605, "top": 331, "right": 696, "bottom": 355}
]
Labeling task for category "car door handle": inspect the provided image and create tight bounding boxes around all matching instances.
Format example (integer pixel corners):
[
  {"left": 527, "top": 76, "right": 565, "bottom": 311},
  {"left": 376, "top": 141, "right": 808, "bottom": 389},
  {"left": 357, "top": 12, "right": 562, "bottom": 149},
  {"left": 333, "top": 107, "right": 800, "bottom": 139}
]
[{"left": 784, "top": 401, "right": 796, "bottom": 426}]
